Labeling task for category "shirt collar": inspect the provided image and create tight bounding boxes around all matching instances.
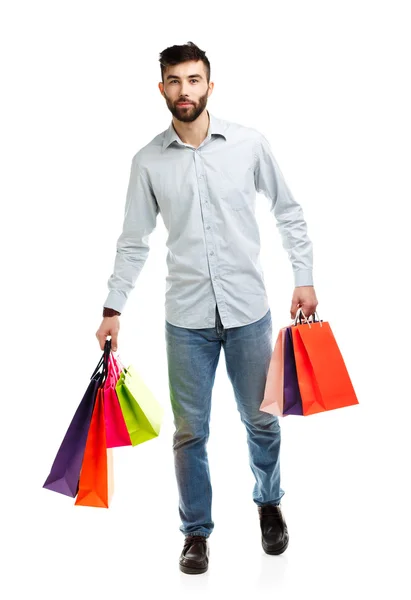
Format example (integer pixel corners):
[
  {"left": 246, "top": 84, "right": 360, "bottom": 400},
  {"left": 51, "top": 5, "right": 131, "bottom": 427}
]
[{"left": 162, "top": 109, "right": 227, "bottom": 152}]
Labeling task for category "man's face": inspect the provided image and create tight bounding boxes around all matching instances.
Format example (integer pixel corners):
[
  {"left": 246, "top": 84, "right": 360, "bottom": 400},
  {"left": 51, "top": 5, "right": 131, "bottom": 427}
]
[{"left": 159, "top": 60, "right": 213, "bottom": 123}]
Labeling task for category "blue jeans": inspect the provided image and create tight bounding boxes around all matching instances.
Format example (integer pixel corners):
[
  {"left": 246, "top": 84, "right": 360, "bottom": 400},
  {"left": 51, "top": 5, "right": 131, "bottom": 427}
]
[{"left": 165, "top": 305, "right": 285, "bottom": 538}]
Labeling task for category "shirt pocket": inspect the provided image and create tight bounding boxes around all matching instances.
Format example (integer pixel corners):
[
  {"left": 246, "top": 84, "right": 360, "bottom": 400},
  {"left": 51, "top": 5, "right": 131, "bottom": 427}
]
[{"left": 218, "top": 166, "right": 253, "bottom": 210}]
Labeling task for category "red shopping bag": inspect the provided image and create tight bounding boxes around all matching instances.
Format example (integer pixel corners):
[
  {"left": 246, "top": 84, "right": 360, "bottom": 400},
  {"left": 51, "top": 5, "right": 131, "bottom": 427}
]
[
  {"left": 75, "top": 386, "right": 114, "bottom": 508},
  {"left": 291, "top": 310, "right": 359, "bottom": 415}
]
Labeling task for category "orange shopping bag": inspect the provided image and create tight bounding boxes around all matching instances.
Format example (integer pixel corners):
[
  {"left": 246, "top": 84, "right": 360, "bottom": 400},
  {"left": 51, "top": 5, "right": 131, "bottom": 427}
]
[
  {"left": 75, "top": 386, "right": 114, "bottom": 508},
  {"left": 290, "top": 308, "right": 359, "bottom": 416},
  {"left": 260, "top": 327, "right": 286, "bottom": 416}
]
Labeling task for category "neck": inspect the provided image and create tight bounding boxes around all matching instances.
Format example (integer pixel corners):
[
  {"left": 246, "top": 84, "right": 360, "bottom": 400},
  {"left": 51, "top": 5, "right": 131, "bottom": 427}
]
[{"left": 172, "top": 109, "right": 210, "bottom": 148}]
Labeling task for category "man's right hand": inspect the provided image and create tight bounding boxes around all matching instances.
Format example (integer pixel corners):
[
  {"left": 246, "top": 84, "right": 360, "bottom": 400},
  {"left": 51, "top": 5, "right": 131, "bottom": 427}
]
[{"left": 96, "top": 316, "right": 120, "bottom": 351}]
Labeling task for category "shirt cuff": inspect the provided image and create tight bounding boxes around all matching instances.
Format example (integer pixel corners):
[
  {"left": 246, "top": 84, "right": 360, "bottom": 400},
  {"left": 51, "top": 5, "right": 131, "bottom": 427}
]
[
  {"left": 294, "top": 269, "right": 314, "bottom": 287},
  {"left": 102, "top": 290, "right": 127, "bottom": 314},
  {"left": 103, "top": 307, "right": 121, "bottom": 317}
]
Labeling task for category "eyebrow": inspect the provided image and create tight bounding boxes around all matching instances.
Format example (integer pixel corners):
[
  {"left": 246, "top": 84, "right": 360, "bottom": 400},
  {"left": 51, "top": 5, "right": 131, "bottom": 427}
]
[{"left": 166, "top": 74, "right": 203, "bottom": 80}]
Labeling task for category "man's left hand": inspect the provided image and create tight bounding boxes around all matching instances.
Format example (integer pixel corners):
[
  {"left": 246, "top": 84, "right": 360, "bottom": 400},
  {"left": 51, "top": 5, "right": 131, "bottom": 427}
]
[{"left": 290, "top": 285, "right": 318, "bottom": 320}]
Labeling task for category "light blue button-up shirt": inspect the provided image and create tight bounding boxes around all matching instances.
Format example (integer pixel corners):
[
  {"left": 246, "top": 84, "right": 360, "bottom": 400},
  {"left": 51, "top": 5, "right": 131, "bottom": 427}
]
[{"left": 103, "top": 110, "right": 314, "bottom": 328}]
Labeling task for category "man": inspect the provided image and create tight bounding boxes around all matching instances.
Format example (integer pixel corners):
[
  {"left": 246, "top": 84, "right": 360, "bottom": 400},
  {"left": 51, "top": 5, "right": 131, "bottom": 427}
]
[{"left": 96, "top": 41, "right": 318, "bottom": 575}]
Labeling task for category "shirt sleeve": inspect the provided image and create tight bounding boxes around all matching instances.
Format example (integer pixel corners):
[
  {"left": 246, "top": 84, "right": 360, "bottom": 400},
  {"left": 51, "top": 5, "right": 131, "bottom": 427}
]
[
  {"left": 254, "top": 133, "right": 314, "bottom": 287},
  {"left": 103, "top": 155, "right": 160, "bottom": 313}
]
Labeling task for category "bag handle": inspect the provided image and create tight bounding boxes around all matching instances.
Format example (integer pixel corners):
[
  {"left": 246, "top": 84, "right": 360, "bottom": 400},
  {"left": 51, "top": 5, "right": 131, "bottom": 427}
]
[
  {"left": 293, "top": 307, "right": 323, "bottom": 328},
  {"left": 109, "top": 353, "right": 120, "bottom": 378},
  {"left": 90, "top": 339, "right": 111, "bottom": 382},
  {"left": 108, "top": 344, "right": 119, "bottom": 375},
  {"left": 101, "top": 339, "right": 112, "bottom": 385},
  {"left": 112, "top": 349, "right": 125, "bottom": 373},
  {"left": 104, "top": 353, "right": 120, "bottom": 388},
  {"left": 90, "top": 354, "right": 104, "bottom": 380},
  {"left": 104, "top": 340, "right": 126, "bottom": 387}
]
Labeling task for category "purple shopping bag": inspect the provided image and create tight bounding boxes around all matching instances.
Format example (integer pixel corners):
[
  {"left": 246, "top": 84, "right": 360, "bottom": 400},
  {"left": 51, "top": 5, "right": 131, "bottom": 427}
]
[
  {"left": 283, "top": 326, "right": 303, "bottom": 415},
  {"left": 42, "top": 343, "right": 109, "bottom": 497}
]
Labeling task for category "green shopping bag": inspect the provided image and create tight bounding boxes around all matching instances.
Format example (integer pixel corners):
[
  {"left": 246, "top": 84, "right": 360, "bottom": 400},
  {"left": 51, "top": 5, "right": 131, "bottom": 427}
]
[{"left": 115, "top": 364, "right": 164, "bottom": 446}]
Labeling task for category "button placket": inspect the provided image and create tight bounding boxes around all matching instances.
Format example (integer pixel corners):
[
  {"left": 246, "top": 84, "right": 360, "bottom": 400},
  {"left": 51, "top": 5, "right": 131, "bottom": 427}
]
[
  {"left": 195, "top": 151, "right": 226, "bottom": 313},
  {"left": 196, "top": 153, "right": 215, "bottom": 257}
]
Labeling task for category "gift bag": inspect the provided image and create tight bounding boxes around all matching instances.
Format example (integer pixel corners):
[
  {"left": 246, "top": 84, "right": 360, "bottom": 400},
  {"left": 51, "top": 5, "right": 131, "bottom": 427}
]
[
  {"left": 283, "top": 326, "right": 303, "bottom": 415},
  {"left": 75, "top": 384, "right": 114, "bottom": 508},
  {"left": 103, "top": 350, "right": 132, "bottom": 448},
  {"left": 43, "top": 352, "right": 106, "bottom": 497},
  {"left": 115, "top": 364, "right": 164, "bottom": 446},
  {"left": 260, "top": 327, "right": 286, "bottom": 416},
  {"left": 291, "top": 308, "right": 359, "bottom": 415}
]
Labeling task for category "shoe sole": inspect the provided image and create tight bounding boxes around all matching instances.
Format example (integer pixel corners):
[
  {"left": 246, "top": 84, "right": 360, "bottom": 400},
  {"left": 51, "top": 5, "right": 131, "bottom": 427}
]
[
  {"left": 179, "top": 562, "right": 209, "bottom": 574},
  {"left": 262, "top": 536, "right": 289, "bottom": 555}
]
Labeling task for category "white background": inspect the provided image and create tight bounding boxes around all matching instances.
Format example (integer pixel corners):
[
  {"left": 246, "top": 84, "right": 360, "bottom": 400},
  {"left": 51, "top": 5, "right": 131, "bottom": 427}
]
[{"left": 1, "top": 1, "right": 410, "bottom": 598}]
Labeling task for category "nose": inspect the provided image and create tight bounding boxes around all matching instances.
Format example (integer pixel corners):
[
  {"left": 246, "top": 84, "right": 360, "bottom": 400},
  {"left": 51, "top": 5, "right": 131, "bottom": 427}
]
[{"left": 180, "top": 82, "right": 191, "bottom": 96}]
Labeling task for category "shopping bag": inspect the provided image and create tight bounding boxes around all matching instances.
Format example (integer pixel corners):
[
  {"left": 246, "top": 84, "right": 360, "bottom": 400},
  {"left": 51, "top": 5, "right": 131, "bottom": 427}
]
[
  {"left": 291, "top": 309, "right": 359, "bottom": 415},
  {"left": 75, "top": 386, "right": 114, "bottom": 508},
  {"left": 43, "top": 351, "right": 106, "bottom": 497},
  {"left": 260, "top": 327, "right": 286, "bottom": 416},
  {"left": 115, "top": 364, "right": 164, "bottom": 446},
  {"left": 103, "top": 352, "right": 132, "bottom": 448},
  {"left": 283, "top": 326, "right": 303, "bottom": 415}
]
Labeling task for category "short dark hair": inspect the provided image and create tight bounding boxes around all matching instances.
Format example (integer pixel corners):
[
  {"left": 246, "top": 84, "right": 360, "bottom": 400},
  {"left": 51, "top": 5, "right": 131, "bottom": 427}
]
[{"left": 159, "top": 41, "right": 211, "bottom": 84}]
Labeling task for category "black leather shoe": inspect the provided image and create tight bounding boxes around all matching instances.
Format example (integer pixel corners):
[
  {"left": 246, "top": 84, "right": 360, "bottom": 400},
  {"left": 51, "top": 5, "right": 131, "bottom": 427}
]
[
  {"left": 258, "top": 504, "right": 289, "bottom": 555},
  {"left": 179, "top": 535, "right": 209, "bottom": 574}
]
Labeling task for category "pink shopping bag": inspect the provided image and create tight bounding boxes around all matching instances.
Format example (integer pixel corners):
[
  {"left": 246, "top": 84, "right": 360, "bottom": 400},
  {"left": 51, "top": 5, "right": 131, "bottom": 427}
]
[
  {"left": 103, "top": 352, "right": 132, "bottom": 448},
  {"left": 259, "top": 327, "right": 287, "bottom": 416}
]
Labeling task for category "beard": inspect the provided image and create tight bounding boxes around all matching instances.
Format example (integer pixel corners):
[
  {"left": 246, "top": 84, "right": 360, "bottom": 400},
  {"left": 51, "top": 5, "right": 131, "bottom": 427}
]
[{"left": 165, "top": 90, "right": 209, "bottom": 123}]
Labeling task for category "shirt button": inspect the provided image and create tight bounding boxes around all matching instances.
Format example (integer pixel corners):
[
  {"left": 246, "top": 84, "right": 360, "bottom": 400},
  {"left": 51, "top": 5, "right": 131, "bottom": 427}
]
[
  {"left": 206, "top": 226, "right": 211, "bottom": 230},
  {"left": 210, "top": 251, "right": 214, "bottom": 255}
]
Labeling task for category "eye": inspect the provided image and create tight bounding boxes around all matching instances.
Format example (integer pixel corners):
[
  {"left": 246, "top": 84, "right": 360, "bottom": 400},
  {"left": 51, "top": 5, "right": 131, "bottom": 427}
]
[{"left": 169, "top": 79, "right": 199, "bottom": 83}]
